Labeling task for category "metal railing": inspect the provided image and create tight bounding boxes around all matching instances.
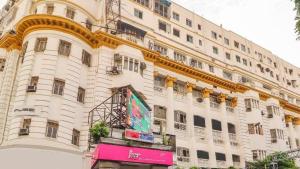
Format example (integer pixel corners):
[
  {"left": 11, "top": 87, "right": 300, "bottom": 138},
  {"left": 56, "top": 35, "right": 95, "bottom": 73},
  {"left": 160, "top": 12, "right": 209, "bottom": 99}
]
[{"left": 213, "top": 130, "right": 224, "bottom": 144}]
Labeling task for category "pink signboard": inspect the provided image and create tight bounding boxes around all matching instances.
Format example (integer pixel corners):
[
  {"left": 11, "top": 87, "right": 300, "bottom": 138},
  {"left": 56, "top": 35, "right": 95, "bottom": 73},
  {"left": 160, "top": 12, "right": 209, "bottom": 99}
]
[{"left": 92, "top": 144, "right": 173, "bottom": 166}]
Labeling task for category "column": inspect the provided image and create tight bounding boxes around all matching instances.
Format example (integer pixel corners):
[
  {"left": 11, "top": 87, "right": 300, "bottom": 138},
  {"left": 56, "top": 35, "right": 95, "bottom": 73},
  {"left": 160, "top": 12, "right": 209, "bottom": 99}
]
[
  {"left": 165, "top": 76, "right": 176, "bottom": 135},
  {"left": 186, "top": 82, "right": 197, "bottom": 165},
  {"left": 218, "top": 93, "right": 232, "bottom": 167},
  {"left": 293, "top": 118, "right": 300, "bottom": 148},
  {"left": 202, "top": 88, "right": 216, "bottom": 167},
  {"left": 286, "top": 115, "right": 297, "bottom": 149}
]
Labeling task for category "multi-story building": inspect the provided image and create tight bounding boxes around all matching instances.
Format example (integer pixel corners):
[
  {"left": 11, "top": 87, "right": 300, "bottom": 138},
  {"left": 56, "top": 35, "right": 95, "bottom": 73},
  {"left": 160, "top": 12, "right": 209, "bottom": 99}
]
[{"left": 0, "top": 0, "right": 300, "bottom": 169}]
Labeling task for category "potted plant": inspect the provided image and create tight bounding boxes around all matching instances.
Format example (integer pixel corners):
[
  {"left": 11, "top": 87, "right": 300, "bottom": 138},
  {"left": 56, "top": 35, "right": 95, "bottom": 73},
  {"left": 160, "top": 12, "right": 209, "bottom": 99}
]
[{"left": 89, "top": 122, "right": 109, "bottom": 143}]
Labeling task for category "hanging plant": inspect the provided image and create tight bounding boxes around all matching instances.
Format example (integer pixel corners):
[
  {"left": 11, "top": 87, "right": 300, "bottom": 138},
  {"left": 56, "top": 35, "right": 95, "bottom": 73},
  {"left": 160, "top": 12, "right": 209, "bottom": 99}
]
[{"left": 89, "top": 122, "right": 109, "bottom": 143}]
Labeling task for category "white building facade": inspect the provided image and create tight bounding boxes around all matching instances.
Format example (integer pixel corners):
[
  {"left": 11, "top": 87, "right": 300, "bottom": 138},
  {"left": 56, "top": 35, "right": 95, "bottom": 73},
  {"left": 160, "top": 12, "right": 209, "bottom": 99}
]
[{"left": 0, "top": 0, "right": 300, "bottom": 169}]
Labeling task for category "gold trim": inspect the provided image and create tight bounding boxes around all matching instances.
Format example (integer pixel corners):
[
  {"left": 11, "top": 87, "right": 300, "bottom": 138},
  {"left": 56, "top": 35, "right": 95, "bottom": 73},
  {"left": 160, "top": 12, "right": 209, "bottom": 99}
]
[
  {"left": 218, "top": 93, "right": 227, "bottom": 103},
  {"left": 165, "top": 76, "right": 176, "bottom": 88},
  {"left": 2, "top": 14, "right": 300, "bottom": 115},
  {"left": 202, "top": 88, "right": 213, "bottom": 98},
  {"left": 231, "top": 97, "right": 238, "bottom": 108},
  {"left": 285, "top": 115, "right": 294, "bottom": 123},
  {"left": 293, "top": 118, "right": 300, "bottom": 125},
  {"left": 186, "top": 82, "right": 196, "bottom": 93}
]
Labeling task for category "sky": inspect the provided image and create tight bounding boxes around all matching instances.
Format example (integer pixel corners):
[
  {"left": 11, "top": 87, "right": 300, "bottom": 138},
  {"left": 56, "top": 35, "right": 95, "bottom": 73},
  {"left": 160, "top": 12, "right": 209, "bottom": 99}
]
[
  {"left": 0, "top": 0, "right": 299, "bottom": 67},
  {"left": 172, "top": 0, "right": 300, "bottom": 67}
]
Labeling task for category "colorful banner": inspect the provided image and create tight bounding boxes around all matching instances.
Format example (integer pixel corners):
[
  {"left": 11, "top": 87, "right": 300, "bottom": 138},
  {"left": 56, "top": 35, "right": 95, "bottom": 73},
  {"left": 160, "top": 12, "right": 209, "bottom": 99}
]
[
  {"left": 127, "top": 89, "right": 151, "bottom": 133},
  {"left": 92, "top": 144, "right": 173, "bottom": 166},
  {"left": 125, "top": 129, "right": 154, "bottom": 143}
]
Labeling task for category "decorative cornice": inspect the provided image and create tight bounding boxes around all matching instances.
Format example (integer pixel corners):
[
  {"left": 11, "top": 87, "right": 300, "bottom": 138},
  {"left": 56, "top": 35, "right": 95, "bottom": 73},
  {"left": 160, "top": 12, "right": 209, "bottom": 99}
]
[
  {"left": 293, "top": 118, "right": 300, "bottom": 126},
  {"left": 202, "top": 88, "right": 213, "bottom": 98},
  {"left": 1, "top": 15, "right": 300, "bottom": 115},
  {"left": 186, "top": 82, "right": 196, "bottom": 93}
]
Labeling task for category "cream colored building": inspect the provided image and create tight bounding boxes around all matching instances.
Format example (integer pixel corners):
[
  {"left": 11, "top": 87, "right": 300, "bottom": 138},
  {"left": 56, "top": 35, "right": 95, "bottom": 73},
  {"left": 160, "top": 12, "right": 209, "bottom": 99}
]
[{"left": 0, "top": 0, "right": 300, "bottom": 169}]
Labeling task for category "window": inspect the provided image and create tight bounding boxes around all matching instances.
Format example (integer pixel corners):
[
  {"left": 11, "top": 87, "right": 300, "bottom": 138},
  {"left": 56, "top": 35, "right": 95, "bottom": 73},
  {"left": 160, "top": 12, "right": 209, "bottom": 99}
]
[
  {"left": 186, "top": 19, "right": 192, "bottom": 27},
  {"left": 174, "top": 110, "right": 186, "bottom": 130},
  {"left": 241, "top": 44, "right": 246, "bottom": 52},
  {"left": 58, "top": 40, "right": 72, "bottom": 56},
  {"left": 197, "top": 150, "right": 209, "bottom": 159},
  {"left": 194, "top": 115, "right": 205, "bottom": 127},
  {"left": 34, "top": 38, "right": 47, "bottom": 52},
  {"left": 173, "top": 52, "right": 186, "bottom": 63},
  {"left": 234, "top": 41, "right": 239, "bottom": 48},
  {"left": 46, "top": 121, "right": 58, "bottom": 138},
  {"left": 198, "top": 39, "right": 202, "bottom": 46},
  {"left": 20, "top": 41, "right": 28, "bottom": 59},
  {"left": 212, "top": 119, "right": 222, "bottom": 131},
  {"left": 252, "top": 150, "right": 266, "bottom": 161},
  {"left": 270, "top": 129, "right": 277, "bottom": 143},
  {"left": 52, "top": 79, "right": 65, "bottom": 95},
  {"left": 154, "top": 0, "right": 170, "bottom": 18},
  {"left": 244, "top": 98, "right": 259, "bottom": 111},
  {"left": 153, "top": 44, "right": 168, "bottom": 55},
  {"left": 248, "top": 123, "right": 263, "bottom": 135},
  {"left": 232, "top": 155, "right": 240, "bottom": 162},
  {"left": 225, "top": 52, "right": 231, "bottom": 60},
  {"left": 228, "top": 123, "right": 236, "bottom": 134},
  {"left": 77, "top": 87, "right": 85, "bottom": 103},
  {"left": 223, "top": 71, "right": 232, "bottom": 80},
  {"left": 186, "top": 34, "right": 193, "bottom": 43},
  {"left": 177, "top": 147, "right": 190, "bottom": 162},
  {"left": 197, "top": 24, "right": 201, "bottom": 30},
  {"left": 19, "top": 119, "right": 31, "bottom": 136},
  {"left": 134, "top": 8, "right": 143, "bottom": 19},
  {"left": 224, "top": 38, "right": 229, "bottom": 45},
  {"left": 173, "top": 28, "right": 180, "bottom": 37},
  {"left": 173, "top": 12, "right": 179, "bottom": 21},
  {"left": 66, "top": 7, "right": 75, "bottom": 19},
  {"left": 212, "top": 46, "right": 218, "bottom": 54},
  {"left": 209, "top": 65, "right": 214, "bottom": 73},
  {"left": 46, "top": 4, "right": 54, "bottom": 15},
  {"left": 211, "top": 31, "right": 217, "bottom": 39},
  {"left": 0, "top": 59, "right": 6, "bottom": 72},
  {"left": 28, "top": 76, "right": 39, "bottom": 92},
  {"left": 215, "top": 152, "right": 226, "bottom": 161},
  {"left": 236, "top": 55, "right": 241, "bottom": 63},
  {"left": 190, "top": 58, "right": 202, "bottom": 69},
  {"left": 133, "top": 0, "right": 150, "bottom": 7},
  {"left": 158, "top": 20, "right": 167, "bottom": 32},
  {"left": 86, "top": 19, "right": 92, "bottom": 31},
  {"left": 242, "top": 58, "right": 247, "bottom": 66},
  {"left": 72, "top": 129, "right": 80, "bottom": 146},
  {"left": 154, "top": 105, "right": 167, "bottom": 120},
  {"left": 266, "top": 105, "right": 280, "bottom": 117},
  {"left": 6, "top": 7, "right": 18, "bottom": 24},
  {"left": 82, "top": 50, "right": 91, "bottom": 67}
]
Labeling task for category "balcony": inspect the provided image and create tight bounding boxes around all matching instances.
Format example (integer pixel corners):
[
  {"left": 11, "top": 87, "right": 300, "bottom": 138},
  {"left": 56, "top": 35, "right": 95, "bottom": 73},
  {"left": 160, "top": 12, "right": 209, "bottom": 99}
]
[
  {"left": 197, "top": 158, "right": 209, "bottom": 168},
  {"left": 210, "top": 101, "right": 220, "bottom": 109},
  {"left": 229, "top": 133, "right": 238, "bottom": 146},
  {"left": 216, "top": 160, "right": 226, "bottom": 167},
  {"left": 226, "top": 106, "right": 234, "bottom": 113},
  {"left": 177, "top": 156, "right": 190, "bottom": 163},
  {"left": 213, "top": 130, "right": 224, "bottom": 145},
  {"left": 154, "top": 85, "right": 166, "bottom": 96},
  {"left": 174, "top": 122, "right": 186, "bottom": 131},
  {"left": 194, "top": 126, "right": 206, "bottom": 142}
]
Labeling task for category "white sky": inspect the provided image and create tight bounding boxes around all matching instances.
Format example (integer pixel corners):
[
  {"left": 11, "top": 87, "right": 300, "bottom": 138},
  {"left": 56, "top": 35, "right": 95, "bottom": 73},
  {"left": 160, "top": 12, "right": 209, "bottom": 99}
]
[{"left": 1, "top": 0, "right": 299, "bottom": 67}]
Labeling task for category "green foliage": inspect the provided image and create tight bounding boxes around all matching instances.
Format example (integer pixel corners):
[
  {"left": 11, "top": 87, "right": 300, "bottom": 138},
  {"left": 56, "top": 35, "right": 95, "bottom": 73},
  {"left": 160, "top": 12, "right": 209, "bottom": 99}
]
[
  {"left": 228, "top": 167, "right": 236, "bottom": 169},
  {"left": 248, "top": 152, "right": 297, "bottom": 169},
  {"left": 89, "top": 122, "right": 109, "bottom": 142},
  {"left": 189, "top": 167, "right": 198, "bottom": 169},
  {"left": 293, "top": 0, "right": 300, "bottom": 39}
]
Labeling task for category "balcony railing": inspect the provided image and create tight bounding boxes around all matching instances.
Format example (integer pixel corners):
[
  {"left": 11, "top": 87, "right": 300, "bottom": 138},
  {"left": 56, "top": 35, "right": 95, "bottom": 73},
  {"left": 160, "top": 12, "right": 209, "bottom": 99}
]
[
  {"left": 226, "top": 106, "right": 234, "bottom": 113},
  {"left": 198, "top": 158, "right": 209, "bottom": 167},
  {"left": 229, "top": 133, "right": 238, "bottom": 146},
  {"left": 177, "top": 156, "right": 190, "bottom": 163},
  {"left": 210, "top": 101, "right": 220, "bottom": 109},
  {"left": 216, "top": 160, "right": 226, "bottom": 167},
  {"left": 213, "top": 130, "right": 224, "bottom": 145},
  {"left": 194, "top": 126, "right": 206, "bottom": 142},
  {"left": 154, "top": 85, "right": 166, "bottom": 96},
  {"left": 174, "top": 91, "right": 186, "bottom": 101},
  {"left": 174, "top": 122, "right": 186, "bottom": 131}
]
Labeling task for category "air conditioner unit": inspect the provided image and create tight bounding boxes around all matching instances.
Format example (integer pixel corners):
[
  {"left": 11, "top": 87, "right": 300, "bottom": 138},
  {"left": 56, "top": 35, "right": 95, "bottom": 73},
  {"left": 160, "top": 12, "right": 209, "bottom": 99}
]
[
  {"left": 19, "top": 128, "right": 29, "bottom": 136},
  {"left": 140, "top": 62, "right": 147, "bottom": 70},
  {"left": 196, "top": 97, "right": 203, "bottom": 103},
  {"left": 27, "top": 85, "right": 37, "bottom": 92},
  {"left": 114, "top": 54, "right": 122, "bottom": 62}
]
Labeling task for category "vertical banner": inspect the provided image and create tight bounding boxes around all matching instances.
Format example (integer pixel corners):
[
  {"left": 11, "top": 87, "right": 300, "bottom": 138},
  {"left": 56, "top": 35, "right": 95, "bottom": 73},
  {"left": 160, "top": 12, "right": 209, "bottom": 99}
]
[{"left": 127, "top": 89, "right": 151, "bottom": 133}]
